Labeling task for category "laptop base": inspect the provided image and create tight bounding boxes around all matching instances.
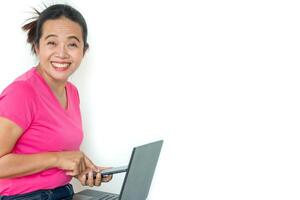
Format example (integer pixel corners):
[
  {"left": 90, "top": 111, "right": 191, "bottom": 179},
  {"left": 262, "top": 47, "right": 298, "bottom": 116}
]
[{"left": 73, "top": 189, "right": 119, "bottom": 200}]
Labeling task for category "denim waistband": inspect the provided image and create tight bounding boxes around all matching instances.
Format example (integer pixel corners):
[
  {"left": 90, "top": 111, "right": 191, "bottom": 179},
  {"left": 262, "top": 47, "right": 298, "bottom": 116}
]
[{"left": 0, "top": 184, "right": 74, "bottom": 200}]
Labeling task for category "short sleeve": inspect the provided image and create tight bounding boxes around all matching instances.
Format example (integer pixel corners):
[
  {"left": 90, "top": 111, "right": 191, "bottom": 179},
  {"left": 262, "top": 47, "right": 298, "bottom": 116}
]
[
  {"left": 75, "top": 87, "right": 80, "bottom": 105},
  {"left": 67, "top": 82, "right": 80, "bottom": 105},
  {"left": 0, "top": 81, "right": 38, "bottom": 130}
]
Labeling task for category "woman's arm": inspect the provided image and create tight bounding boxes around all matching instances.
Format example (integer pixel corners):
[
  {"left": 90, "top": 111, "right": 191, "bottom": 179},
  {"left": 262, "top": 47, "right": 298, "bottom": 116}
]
[
  {"left": 0, "top": 117, "right": 97, "bottom": 179},
  {"left": 0, "top": 152, "right": 57, "bottom": 178}
]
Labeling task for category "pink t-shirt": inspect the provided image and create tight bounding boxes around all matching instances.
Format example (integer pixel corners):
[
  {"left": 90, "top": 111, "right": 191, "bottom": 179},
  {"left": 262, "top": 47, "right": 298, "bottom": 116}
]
[{"left": 0, "top": 67, "right": 83, "bottom": 195}]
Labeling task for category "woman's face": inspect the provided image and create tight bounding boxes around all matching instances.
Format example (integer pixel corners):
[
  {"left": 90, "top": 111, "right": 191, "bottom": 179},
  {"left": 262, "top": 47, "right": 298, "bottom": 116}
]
[{"left": 35, "top": 17, "right": 85, "bottom": 84}]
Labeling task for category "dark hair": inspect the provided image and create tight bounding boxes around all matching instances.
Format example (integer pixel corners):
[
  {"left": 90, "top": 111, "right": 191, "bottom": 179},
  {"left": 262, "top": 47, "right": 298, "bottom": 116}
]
[{"left": 22, "top": 4, "right": 89, "bottom": 54}]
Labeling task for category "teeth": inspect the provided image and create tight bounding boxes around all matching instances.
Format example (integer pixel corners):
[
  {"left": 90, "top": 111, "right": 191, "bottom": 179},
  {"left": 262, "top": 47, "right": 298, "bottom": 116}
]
[{"left": 52, "top": 62, "right": 70, "bottom": 68}]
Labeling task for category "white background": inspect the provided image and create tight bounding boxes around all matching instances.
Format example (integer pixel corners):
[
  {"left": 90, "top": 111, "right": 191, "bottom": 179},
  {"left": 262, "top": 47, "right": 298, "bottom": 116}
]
[{"left": 0, "top": 0, "right": 300, "bottom": 199}]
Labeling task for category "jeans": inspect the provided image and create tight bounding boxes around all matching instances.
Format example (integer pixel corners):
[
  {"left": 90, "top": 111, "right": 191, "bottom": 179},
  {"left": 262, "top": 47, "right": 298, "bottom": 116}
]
[{"left": 0, "top": 184, "right": 74, "bottom": 200}]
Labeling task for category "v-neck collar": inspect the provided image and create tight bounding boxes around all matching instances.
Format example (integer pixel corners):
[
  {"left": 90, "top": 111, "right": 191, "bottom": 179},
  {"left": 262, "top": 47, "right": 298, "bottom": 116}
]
[{"left": 33, "top": 67, "right": 70, "bottom": 112}]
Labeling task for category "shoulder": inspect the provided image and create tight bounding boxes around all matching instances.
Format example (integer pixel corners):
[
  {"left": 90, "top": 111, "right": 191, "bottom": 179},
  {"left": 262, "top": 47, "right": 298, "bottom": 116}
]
[
  {"left": 66, "top": 81, "right": 80, "bottom": 103},
  {"left": 0, "top": 81, "right": 38, "bottom": 130},
  {"left": 67, "top": 81, "right": 79, "bottom": 96},
  {"left": 2, "top": 68, "right": 38, "bottom": 99},
  {"left": 2, "top": 81, "right": 36, "bottom": 98},
  {"left": 67, "top": 81, "right": 78, "bottom": 91},
  {"left": 0, "top": 80, "right": 39, "bottom": 108}
]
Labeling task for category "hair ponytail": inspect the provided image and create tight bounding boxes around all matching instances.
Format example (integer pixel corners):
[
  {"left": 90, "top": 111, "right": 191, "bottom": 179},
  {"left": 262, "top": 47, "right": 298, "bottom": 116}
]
[
  {"left": 22, "top": 20, "right": 38, "bottom": 53},
  {"left": 22, "top": 8, "right": 40, "bottom": 54}
]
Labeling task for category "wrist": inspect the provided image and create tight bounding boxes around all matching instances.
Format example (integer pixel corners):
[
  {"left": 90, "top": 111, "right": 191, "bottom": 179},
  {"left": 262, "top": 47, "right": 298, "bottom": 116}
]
[{"left": 47, "top": 152, "right": 59, "bottom": 168}]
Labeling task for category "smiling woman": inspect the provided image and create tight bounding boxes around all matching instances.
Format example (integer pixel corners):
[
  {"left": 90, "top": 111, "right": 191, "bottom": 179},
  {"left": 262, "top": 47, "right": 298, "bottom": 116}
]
[
  {"left": 0, "top": 4, "right": 111, "bottom": 200},
  {"left": 35, "top": 17, "right": 84, "bottom": 89}
]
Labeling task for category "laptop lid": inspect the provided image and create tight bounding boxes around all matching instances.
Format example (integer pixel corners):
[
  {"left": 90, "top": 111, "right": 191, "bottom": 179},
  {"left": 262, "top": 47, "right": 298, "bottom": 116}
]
[{"left": 119, "top": 140, "right": 163, "bottom": 200}]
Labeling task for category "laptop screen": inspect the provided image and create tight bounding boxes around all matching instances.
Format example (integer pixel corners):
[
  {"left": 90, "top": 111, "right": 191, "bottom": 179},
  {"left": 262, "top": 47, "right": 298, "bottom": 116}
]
[{"left": 119, "top": 140, "right": 163, "bottom": 200}]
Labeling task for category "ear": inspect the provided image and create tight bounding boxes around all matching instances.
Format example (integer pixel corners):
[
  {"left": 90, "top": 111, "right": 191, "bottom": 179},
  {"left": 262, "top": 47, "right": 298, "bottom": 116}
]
[
  {"left": 34, "top": 44, "right": 40, "bottom": 55},
  {"left": 83, "top": 44, "right": 89, "bottom": 56}
]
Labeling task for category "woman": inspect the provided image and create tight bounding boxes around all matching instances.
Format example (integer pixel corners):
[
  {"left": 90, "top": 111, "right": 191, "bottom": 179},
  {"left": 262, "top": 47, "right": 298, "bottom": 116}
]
[{"left": 0, "top": 4, "right": 111, "bottom": 200}]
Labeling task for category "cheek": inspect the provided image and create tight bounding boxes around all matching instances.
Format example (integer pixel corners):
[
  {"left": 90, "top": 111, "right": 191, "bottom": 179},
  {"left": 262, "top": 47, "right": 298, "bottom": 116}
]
[
  {"left": 71, "top": 51, "right": 84, "bottom": 63},
  {"left": 37, "top": 48, "right": 53, "bottom": 61},
  {"left": 37, "top": 53, "right": 47, "bottom": 63}
]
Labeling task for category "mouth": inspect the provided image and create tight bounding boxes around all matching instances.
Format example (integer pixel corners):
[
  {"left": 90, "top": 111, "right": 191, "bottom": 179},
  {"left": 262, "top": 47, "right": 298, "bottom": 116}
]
[{"left": 51, "top": 62, "right": 71, "bottom": 72}]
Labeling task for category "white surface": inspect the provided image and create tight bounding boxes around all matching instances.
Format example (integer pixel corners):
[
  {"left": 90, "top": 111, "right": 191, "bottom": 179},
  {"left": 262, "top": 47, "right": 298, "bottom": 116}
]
[{"left": 0, "top": 0, "right": 300, "bottom": 199}]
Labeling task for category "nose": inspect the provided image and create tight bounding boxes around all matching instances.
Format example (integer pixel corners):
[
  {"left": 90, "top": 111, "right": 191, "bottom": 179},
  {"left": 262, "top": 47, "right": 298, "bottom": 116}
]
[{"left": 56, "top": 44, "right": 69, "bottom": 58}]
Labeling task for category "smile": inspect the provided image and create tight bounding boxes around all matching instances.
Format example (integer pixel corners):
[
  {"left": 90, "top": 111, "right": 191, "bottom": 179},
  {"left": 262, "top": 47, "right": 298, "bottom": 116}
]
[{"left": 51, "top": 62, "right": 71, "bottom": 71}]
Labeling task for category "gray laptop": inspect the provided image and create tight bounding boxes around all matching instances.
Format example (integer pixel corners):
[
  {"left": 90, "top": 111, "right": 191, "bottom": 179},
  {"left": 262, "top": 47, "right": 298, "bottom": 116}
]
[{"left": 73, "top": 140, "right": 163, "bottom": 200}]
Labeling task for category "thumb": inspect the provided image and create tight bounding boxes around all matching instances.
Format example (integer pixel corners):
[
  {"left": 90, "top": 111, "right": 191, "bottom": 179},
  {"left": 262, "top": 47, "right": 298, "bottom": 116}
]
[{"left": 84, "top": 156, "right": 99, "bottom": 172}]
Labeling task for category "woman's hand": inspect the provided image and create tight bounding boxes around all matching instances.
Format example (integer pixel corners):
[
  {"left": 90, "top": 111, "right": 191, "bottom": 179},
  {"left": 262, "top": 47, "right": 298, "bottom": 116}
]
[
  {"left": 53, "top": 151, "right": 98, "bottom": 177},
  {"left": 76, "top": 166, "right": 113, "bottom": 187}
]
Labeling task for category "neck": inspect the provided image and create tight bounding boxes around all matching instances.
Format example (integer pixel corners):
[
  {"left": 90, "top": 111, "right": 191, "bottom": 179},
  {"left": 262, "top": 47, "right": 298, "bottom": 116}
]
[{"left": 36, "top": 65, "right": 66, "bottom": 97}]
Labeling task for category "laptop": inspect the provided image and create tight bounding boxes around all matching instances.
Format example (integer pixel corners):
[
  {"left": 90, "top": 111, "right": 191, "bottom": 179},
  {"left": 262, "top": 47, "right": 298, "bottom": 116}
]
[{"left": 73, "top": 140, "right": 163, "bottom": 200}]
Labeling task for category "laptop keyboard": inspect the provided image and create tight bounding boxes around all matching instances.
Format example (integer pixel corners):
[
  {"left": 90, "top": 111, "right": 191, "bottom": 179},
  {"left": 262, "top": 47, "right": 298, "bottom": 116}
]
[{"left": 95, "top": 193, "right": 119, "bottom": 200}]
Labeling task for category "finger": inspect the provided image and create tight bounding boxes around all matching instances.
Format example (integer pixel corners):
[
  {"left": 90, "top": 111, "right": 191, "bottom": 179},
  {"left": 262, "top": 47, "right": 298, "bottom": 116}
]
[
  {"left": 94, "top": 172, "right": 102, "bottom": 186},
  {"left": 80, "top": 157, "right": 87, "bottom": 174},
  {"left": 66, "top": 165, "right": 79, "bottom": 176},
  {"left": 98, "top": 166, "right": 111, "bottom": 171},
  {"left": 87, "top": 171, "right": 94, "bottom": 187},
  {"left": 78, "top": 173, "right": 87, "bottom": 186},
  {"left": 78, "top": 168, "right": 91, "bottom": 186},
  {"left": 68, "top": 161, "right": 81, "bottom": 176},
  {"left": 84, "top": 157, "right": 99, "bottom": 172},
  {"left": 101, "top": 175, "right": 113, "bottom": 182}
]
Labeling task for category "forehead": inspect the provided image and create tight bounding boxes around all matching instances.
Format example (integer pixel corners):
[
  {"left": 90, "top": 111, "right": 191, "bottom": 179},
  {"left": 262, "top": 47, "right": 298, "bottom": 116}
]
[{"left": 41, "top": 17, "right": 83, "bottom": 40}]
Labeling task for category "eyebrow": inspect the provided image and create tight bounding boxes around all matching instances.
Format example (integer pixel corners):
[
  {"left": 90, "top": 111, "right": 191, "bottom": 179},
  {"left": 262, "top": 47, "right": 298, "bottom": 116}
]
[{"left": 44, "top": 34, "right": 81, "bottom": 42}]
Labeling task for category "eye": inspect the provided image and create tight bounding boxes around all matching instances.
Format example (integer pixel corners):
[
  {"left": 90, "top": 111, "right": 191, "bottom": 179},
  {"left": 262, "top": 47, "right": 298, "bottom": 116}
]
[
  {"left": 68, "top": 43, "right": 78, "bottom": 48},
  {"left": 47, "top": 41, "right": 56, "bottom": 46}
]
